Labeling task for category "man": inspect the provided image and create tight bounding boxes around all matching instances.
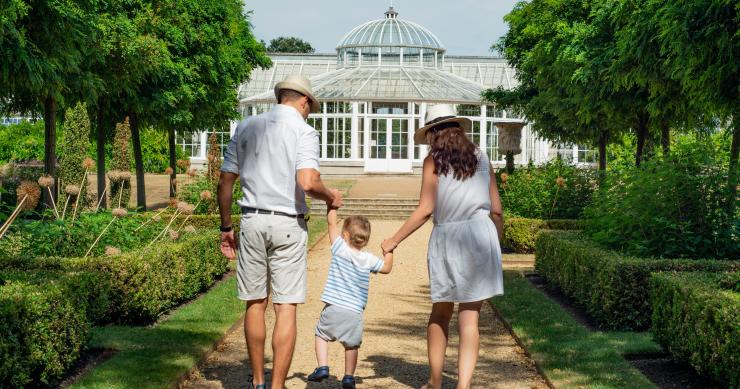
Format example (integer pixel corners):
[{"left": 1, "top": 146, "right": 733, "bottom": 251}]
[{"left": 218, "top": 74, "right": 343, "bottom": 389}]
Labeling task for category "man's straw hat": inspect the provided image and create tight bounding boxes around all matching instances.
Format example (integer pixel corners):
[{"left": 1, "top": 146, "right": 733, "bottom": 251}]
[
  {"left": 414, "top": 104, "right": 472, "bottom": 144},
  {"left": 274, "top": 75, "right": 321, "bottom": 113}
]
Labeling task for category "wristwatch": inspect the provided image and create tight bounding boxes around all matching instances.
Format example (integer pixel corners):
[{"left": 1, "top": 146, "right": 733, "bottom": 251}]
[{"left": 219, "top": 225, "right": 233, "bottom": 233}]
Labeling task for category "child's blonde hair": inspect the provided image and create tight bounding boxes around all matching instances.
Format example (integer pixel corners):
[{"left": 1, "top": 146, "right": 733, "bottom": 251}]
[{"left": 342, "top": 216, "right": 371, "bottom": 248}]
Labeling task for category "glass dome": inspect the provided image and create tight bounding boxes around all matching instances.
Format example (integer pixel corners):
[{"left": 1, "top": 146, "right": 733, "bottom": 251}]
[{"left": 336, "top": 7, "right": 446, "bottom": 69}]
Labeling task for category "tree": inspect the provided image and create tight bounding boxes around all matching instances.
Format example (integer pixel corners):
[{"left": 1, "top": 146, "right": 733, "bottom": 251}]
[
  {"left": 266, "top": 36, "right": 315, "bottom": 53},
  {"left": 0, "top": 0, "right": 99, "bottom": 208},
  {"left": 646, "top": 0, "right": 738, "bottom": 211}
]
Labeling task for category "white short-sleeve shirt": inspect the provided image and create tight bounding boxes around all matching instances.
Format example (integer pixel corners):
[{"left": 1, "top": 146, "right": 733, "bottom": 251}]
[{"left": 222, "top": 104, "right": 320, "bottom": 215}]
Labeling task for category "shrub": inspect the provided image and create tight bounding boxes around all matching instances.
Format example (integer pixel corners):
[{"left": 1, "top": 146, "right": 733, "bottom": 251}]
[
  {"left": 58, "top": 102, "right": 92, "bottom": 208},
  {"left": 535, "top": 230, "right": 740, "bottom": 330},
  {"left": 109, "top": 118, "right": 132, "bottom": 208},
  {"left": 650, "top": 272, "right": 739, "bottom": 387},
  {"left": 0, "top": 274, "right": 89, "bottom": 387},
  {"left": 0, "top": 121, "right": 46, "bottom": 164},
  {"left": 138, "top": 127, "right": 186, "bottom": 173},
  {"left": 2, "top": 232, "right": 228, "bottom": 323},
  {"left": 497, "top": 159, "right": 598, "bottom": 219},
  {"left": 585, "top": 134, "right": 739, "bottom": 259},
  {"left": 502, "top": 218, "right": 582, "bottom": 253}
]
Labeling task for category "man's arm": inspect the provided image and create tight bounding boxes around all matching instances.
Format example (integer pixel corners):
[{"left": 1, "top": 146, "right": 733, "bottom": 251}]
[
  {"left": 378, "top": 252, "right": 393, "bottom": 274},
  {"left": 327, "top": 207, "right": 340, "bottom": 244},
  {"left": 218, "top": 172, "right": 238, "bottom": 259},
  {"left": 297, "top": 168, "right": 343, "bottom": 209}
]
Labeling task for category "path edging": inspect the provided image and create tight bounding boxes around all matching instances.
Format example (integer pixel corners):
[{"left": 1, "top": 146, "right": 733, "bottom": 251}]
[{"left": 488, "top": 300, "right": 556, "bottom": 389}]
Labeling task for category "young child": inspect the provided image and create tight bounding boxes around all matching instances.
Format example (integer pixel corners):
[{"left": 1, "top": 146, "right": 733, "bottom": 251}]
[{"left": 307, "top": 209, "right": 393, "bottom": 389}]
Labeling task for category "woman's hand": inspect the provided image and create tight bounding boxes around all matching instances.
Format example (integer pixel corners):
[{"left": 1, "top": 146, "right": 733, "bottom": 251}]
[{"left": 381, "top": 238, "right": 398, "bottom": 254}]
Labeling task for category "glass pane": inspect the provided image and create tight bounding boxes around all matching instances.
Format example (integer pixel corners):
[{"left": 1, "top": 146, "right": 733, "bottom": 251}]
[
  {"left": 458, "top": 104, "right": 481, "bottom": 117},
  {"left": 371, "top": 119, "right": 387, "bottom": 159},
  {"left": 486, "top": 122, "right": 503, "bottom": 161},
  {"left": 390, "top": 119, "right": 408, "bottom": 159},
  {"left": 467, "top": 121, "right": 481, "bottom": 147},
  {"left": 372, "top": 102, "right": 408, "bottom": 115}
]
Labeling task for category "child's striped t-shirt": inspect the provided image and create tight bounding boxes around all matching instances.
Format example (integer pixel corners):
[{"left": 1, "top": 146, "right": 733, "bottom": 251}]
[{"left": 320, "top": 238, "right": 384, "bottom": 313}]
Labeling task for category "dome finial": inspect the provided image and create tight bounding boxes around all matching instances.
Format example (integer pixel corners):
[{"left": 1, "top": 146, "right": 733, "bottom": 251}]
[{"left": 385, "top": 4, "right": 398, "bottom": 19}]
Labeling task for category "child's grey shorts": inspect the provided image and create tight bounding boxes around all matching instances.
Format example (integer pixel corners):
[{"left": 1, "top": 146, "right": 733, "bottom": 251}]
[{"left": 315, "top": 304, "right": 364, "bottom": 349}]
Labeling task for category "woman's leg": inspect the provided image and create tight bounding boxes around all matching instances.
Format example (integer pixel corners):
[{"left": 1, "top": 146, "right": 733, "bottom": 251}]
[
  {"left": 456, "top": 301, "right": 483, "bottom": 389},
  {"left": 423, "top": 302, "right": 454, "bottom": 389}
]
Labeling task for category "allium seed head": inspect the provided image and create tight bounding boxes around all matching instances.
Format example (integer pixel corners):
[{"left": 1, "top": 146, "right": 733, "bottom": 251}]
[
  {"left": 16, "top": 181, "right": 41, "bottom": 211},
  {"left": 177, "top": 201, "right": 194, "bottom": 215},
  {"left": 112, "top": 208, "right": 127, "bottom": 217},
  {"left": 82, "top": 158, "right": 95, "bottom": 170},
  {"left": 184, "top": 225, "right": 196, "bottom": 233},
  {"left": 168, "top": 197, "right": 178, "bottom": 209},
  {"left": 65, "top": 185, "right": 80, "bottom": 196},
  {"left": 556, "top": 177, "right": 566, "bottom": 188},
  {"left": 105, "top": 246, "right": 121, "bottom": 256},
  {"left": 38, "top": 175, "right": 54, "bottom": 188},
  {"left": 500, "top": 172, "right": 509, "bottom": 183},
  {"left": 164, "top": 167, "right": 174, "bottom": 175},
  {"left": 168, "top": 230, "right": 180, "bottom": 241},
  {"left": 152, "top": 214, "right": 162, "bottom": 222},
  {"left": 200, "top": 190, "right": 212, "bottom": 201},
  {"left": 187, "top": 168, "right": 198, "bottom": 178}
]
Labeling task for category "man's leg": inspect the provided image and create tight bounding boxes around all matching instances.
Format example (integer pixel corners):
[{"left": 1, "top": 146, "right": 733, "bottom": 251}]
[
  {"left": 271, "top": 303, "right": 298, "bottom": 389},
  {"left": 245, "top": 298, "right": 268, "bottom": 386}
]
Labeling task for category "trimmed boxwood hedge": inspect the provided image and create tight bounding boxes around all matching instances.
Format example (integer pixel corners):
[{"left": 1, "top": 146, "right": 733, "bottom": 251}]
[
  {"left": 0, "top": 273, "right": 90, "bottom": 388},
  {"left": 0, "top": 231, "right": 229, "bottom": 387},
  {"left": 650, "top": 272, "right": 739, "bottom": 388},
  {"left": 502, "top": 218, "right": 582, "bottom": 253},
  {"left": 535, "top": 230, "right": 740, "bottom": 330}
]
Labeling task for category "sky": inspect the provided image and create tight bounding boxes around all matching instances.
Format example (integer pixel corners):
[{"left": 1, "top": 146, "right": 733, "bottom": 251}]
[{"left": 243, "top": 0, "right": 520, "bottom": 56}]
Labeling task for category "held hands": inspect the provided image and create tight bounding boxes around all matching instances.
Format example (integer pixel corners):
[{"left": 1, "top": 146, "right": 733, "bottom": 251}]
[
  {"left": 381, "top": 238, "right": 398, "bottom": 255},
  {"left": 327, "top": 188, "right": 344, "bottom": 209},
  {"left": 220, "top": 231, "right": 237, "bottom": 260}
]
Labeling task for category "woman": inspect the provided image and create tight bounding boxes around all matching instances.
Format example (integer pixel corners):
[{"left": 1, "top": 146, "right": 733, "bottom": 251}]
[{"left": 381, "top": 104, "right": 504, "bottom": 389}]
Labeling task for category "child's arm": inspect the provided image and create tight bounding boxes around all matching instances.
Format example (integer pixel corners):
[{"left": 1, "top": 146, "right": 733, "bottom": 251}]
[
  {"left": 378, "top": 251, "right": 393, "bottom": 274},
  {"left": 327, "top": 208, "right": 340, "bottom": 244}
]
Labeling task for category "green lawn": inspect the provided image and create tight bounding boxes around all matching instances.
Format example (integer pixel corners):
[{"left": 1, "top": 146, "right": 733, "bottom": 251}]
[
  {"left": 491, "top": 271, "right": 662, "bottom": 389},
  {"left": 71, "top": 217, "right": 328, "bottom": 388}
]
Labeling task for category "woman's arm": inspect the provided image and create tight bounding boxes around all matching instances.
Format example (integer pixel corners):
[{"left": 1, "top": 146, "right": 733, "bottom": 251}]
[
  {"left": 382, "top": 156, "right": 438, "bottom": 253},
  {"left": 489, "top": 163, "right": 504, "bottom": 242}
]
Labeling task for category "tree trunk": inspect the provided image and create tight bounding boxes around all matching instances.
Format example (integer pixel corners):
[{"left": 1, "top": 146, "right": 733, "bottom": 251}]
[
  {"left": 96, "top": 108, "right": 107, "bottom": 209},
  {"left": 505, "top": 152, "right": 515, "bottom": 174},
  {"left": 43, "top": 95, "right": 57, "bottom": 210},
  {"left": 168, "top": 127, "right": 177, "bottom": 198},
  {"left": 660, "top": 121, "right": 670, "bottom": 156},
  {"left": 635, "top": 114, "right": 649, "bottom": 167},
  {"left": 728, "top": 117, "right": 739, "bottom": 215},
  {"left": 598, "top": 131, "right": 608, "bottom": 172},
  {"left": 130, "top": 113, "right": 146, "bottom": 211}
]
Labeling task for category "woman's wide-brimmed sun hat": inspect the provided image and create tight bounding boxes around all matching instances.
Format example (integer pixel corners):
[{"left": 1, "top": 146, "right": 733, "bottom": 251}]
[
  {"left": 274, "top": 75, "right": 321, "bottom": 113},
  {"left": 414, "top": 104, "right": 472, "bottom": 145}
]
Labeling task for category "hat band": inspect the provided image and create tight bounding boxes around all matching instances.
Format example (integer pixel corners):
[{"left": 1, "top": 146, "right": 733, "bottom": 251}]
[{"left": 425, "top": 115, "right": 456, "bottom": 126}]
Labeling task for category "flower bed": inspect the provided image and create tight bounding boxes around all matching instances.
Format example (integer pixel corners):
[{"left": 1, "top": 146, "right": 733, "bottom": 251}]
[
  {"left": 650, "top": 272, "right": 739, "bottom": 387},
  {"left": 535, "top": 230, "right": 740, "bottom": 330}
]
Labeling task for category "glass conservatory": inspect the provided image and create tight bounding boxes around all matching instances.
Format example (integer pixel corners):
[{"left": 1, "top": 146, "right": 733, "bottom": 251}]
[{"left": 179, "top": 7, "right": 595, "bottom": 174}]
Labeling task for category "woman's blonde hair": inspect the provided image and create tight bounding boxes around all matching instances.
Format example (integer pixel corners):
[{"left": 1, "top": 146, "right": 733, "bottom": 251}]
[{"left": 343, "top": 216, "right": 371, "bottom": 248}]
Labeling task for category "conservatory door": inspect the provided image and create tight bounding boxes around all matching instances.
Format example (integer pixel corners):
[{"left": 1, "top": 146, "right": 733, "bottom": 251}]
[{"left": 365, "top": 118, "right": 412, "bottom": 173}]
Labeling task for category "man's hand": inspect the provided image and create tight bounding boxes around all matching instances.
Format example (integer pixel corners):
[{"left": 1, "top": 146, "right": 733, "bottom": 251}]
[
  {"left": 381, "top": 238, "right": 398, "bottom": 255},
  {"left": 327, "top": 189, "right": 344, "bottom": 209},
  {"left": 220, "top": 231, "right": 237, "bottom": 260}
]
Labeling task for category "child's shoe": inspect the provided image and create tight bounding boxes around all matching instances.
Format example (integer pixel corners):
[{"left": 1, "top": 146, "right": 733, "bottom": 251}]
[
  {"left": 247, "top": 374, "right": 267, "bottom": 389},
  {"left": 341, "top": 375, "right": 356, "bottom": 389},
  {"left": 307, "top": 366, "right": 330, "bottom": 382}
]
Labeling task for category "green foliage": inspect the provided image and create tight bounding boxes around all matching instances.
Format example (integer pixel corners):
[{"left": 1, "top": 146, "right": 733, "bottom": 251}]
[
  {"left": 650, "top": 272, "right": 739, "bottom": 387},
  {"left": 265, "top": 36, "right": 315, "bottom": 53},
  {"left": 492, "top": 272, "right": 660, "bottom": 388},
  {"left": 110, "top": 118, "right": 132, "bottom": 208},
  {"left": 498, "top": 159, "right": 598, "bottom": 219},
  {"left": 535, "top": 230, "right": 740, "bottom": 330},
  {"left": 0, "top": 121, "right": 46, "bottom": 163},
  {"left": 59, "top": 102, "right": 92, "bottom": 207},
  {"left": 502, "top": 218, "right": 583, "bottom": 254},
  {"left": 585, "top": 135, "right": 739, "bottom": 259},
  {"left": 0, "top": 273, "right": 90, "bottom": 388},
  {"left": 137, "top": 127, "right": 186, "bottom": 173}
]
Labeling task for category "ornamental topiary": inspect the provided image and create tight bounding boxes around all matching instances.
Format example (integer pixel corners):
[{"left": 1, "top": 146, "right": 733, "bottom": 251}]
[
  {"left": 109, "top": 118, "right": 132, "bottom": 208},
  {"left": 58, "top": 102, "right": 92, "bottom": 210}
]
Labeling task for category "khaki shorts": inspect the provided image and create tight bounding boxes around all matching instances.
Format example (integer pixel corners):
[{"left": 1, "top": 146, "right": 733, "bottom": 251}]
[{"left": 237, "top": 213, "right": 308, "bottom": 303}]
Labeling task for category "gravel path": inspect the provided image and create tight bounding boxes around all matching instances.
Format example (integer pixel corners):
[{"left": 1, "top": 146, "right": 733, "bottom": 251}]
[{"left": 184, "top": 220, "right": 547, "bottom": 389}]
